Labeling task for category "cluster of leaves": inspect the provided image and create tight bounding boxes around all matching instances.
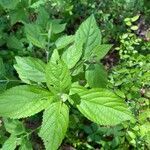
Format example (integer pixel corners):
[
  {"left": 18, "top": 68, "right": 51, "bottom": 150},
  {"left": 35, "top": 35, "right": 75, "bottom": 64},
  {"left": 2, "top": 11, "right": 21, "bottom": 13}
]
[
  {"left": 0, "top": 13, "right": 134, "bottom": 150},
  {"left": 0, "top": 0, "right": 150, "bottom": 150},
  {"left": 108, "top": 16, "right": 150, "bottom": 149}
]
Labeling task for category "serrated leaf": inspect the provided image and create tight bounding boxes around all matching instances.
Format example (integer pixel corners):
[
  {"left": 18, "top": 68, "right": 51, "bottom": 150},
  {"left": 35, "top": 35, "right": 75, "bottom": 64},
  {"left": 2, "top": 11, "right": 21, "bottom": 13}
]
[
  {"left": 75, "top": 15, "right": 101, "bottom": 58},
  {"left": 85, "top": 63, "right": 108, "bottom": 88},
  {"left": 71, "top": 87, "right": 133, "bottom": 125},
  {"left": 55, "top": 35, "right": 74, "bottom": 49},
  {"left": 25, "top": 24, "right": 46, "bottom": 49},
  {"left": 46, "top": 59, "right": 71, "bottom": 93},
  {"left": 0, "top": 85, "right": 53, "bottom": 119},
  {"left": 1, "top": 135, "right": 17, "bottom": 150},
  {"left": 62, "top": 42, "right": 83, "bottom": 69},
  {"left": 14, "top": 56, "right": 46, "bottom": 84},
  {"left": 39, "top": 102, "right": 69, "bottom": 150}
]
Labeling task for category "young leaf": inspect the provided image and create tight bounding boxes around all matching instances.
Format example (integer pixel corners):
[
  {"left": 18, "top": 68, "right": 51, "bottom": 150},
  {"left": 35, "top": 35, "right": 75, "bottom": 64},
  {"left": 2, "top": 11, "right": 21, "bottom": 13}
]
[
  {"left": 50, "top": 49, "right": 60, "bottom": 64},
  {"left": 85, "top": 63, "right": 108, "bottom": 88},
  {"left": 50, "top": 19, "right": 66, "bottom": 34},
  {"left": 0, "top": 57, "right": 6, "bottom": 78},
  {"left": 1, "top": 135, "right": 17, "bottom": 150},
  {"left": 71, "top": 87, "right": 133, "bottom": 125},
  {"left": 46, "top": 59, "right": 71, "bottom": 93},
  {"left": 91, "top": 44, "right": 113, "bottom": 60},
  {"left": 75, "top": 14, "right": 101, "bottom": 58},
  {"left": 14, "top": 56, "right": 46, "bottom": 84},
  {"left": 3, "top": 118, "right": 25, "bottom": 135},
  {"left": 55, "top": 35, "right": 74, "bottom": 49},
  {"left": 0, "top": 85, "right": 53, "bottom": 119},
  {"left": 39, "top": 102, "right": 69, "bottom": 150},
  {"left": 62, "top": 42, "right": 83, "bottom": 69}
]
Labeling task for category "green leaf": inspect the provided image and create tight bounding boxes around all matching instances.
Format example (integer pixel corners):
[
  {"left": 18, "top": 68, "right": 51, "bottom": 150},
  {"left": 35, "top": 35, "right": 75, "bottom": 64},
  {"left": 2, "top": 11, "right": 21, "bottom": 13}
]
[
  {"left": 25, "top": 24, "right": 46, "bottom": 49},
  {"left": 50, "top": 49, "right": 60, "bottom": 64},
  {"left": 9, "top": 8, "right": 28, "bottom": 25},
  {"left": 1, "top": 135, "right": 17, "bottom": 150},
  {"left": 14, "top": 56, "right": 46, "bottom": 83},
  {"left": 7, "top": 36, "right": 23, "bottom": 50},
  {"left": 3, "top": 118, "right": 25, "bottom": 135},
  {"left": 62, "top": 42, "right": 83, "bottom": 69},
  {"left": 36, "top": 7, "right": 49, "bottom": 27},
  {"left": 55, "top": 35, "right": 74, "bottom": 49},
  {"left": 30, "top": 0, "right": 46, "bottom": 8},
  {"left": 71, "top": 87, "right": 133, "bottom": 125},
  {"left": 131, "top": 15, "right": 140, "bottom": 22},
  {"left": 39, "top": 102, "right": 69, "bottom": 150},
  {"left": 50, "top": 19, "right": 66, "bottom": 34},
  {"left": 0, "top": 85, "right": 53, "bottom": 118},
  {"left": 91, "top": 44, "right": 113, "bottom": 60},
  {"left": 85, "top": 63, "right": 108, "bottom": 88},
  {"left": 19, "top": 138, "right": 33, "bottom": 150},
  {"left": 0, "top": 0, "right": 19, "bottom": 9},
  {"left": 0, "top": 57, "right": 6, "bottom": 78},
  {"left": 75, "top": 15, "right": 101, "bottom": 58},
  {"left": 131, "top": 26, "right": 138, "bottom": 31},
  {"left": 46, "top": 59, "right": 71, "bottom": 93}
]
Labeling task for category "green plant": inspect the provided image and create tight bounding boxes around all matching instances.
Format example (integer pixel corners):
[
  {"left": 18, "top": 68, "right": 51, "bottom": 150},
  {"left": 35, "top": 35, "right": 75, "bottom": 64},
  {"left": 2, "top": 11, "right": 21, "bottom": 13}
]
[
  {"left": 0, "top": 15, "right": 134, "bottom": 150},
  {"left": 108, "top": 16, "right": 150, "bottom": 149}
]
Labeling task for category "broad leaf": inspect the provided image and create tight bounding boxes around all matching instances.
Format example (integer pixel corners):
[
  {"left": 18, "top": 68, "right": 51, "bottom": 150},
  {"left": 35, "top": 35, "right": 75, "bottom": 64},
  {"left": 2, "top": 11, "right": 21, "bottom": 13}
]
[
  {"left": 75, "top": 15, "right": 101, "bottom": 58},
  {"left": 14, "top": 56, "right": 46, "bottom": 83},
  {"left": 62, "top": 42, "right": 83, "bottom": 69},
  {"left": 46, "top": 59, "right": 71, "bottom": 93},
  {"left": 1, "top": 135, "right": 17, "bottom": 150},
  {"left": 0, "top": 85, "right": 53, "bottom": 118},
  {"left": 85, "top": 63, "right": 108, "bottom": 88},
  {"left": 39, "top": 102, "right": 69, "bottom": 150},
  {"left": 71, "top": 86, "right": 133, "bottom": 125}
]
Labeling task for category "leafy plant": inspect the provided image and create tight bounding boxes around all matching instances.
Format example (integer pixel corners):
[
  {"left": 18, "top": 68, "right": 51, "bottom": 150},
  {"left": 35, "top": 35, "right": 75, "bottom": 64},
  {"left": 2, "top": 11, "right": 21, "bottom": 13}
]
[{"left": 0, "top": 15, "right": 133, "bottom": 150}]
